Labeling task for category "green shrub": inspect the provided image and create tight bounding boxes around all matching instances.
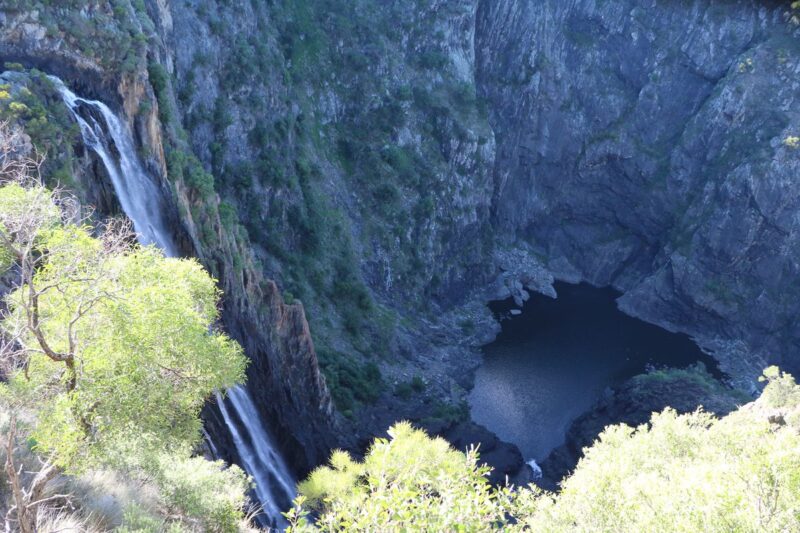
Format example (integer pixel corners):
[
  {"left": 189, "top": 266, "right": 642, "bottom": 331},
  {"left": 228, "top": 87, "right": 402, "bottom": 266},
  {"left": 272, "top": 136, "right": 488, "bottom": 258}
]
[
  {"left": 290, "top": 369, "right": 800, "bottom": 532},
  {"left": 153, "top": 454, "right": 249, "bottom": 533},
  {"left": 147, "top": 61, "right": 173, "bottom": 124},
  {"left": 147, "top": 62, "right": 169, "bottom": 94},
  {"left": 395, "top": 376, "right": 426, "bottom": 400},
  {"left": 761, "top": 365, "right": 800, "bottom": 409},
  {"left": 218, "top": 201, "right": 237, "bottom": 229},
  {"left": 417, "top": 50, "right": 448, "bottom": 70},
  {"left": 185, "top": 160, "right": 215, "bottom": 197},
  {"left": 395, "top": 85, "right": 413, "bottom": 101},
  {"left": 428, "top": 400, "right": 469, "bottom": 425},
  {"left": 118, "top": 504, "right": 166, "bottom": 533},
  {"left": 165, "top": 146, "right": 187, "bottom": 182},
  {"left": 288, "top": 422, "right": 504, "bottom": 531},
  {"left": 317, "top": 349, "right": 382, "bottom": 414}
]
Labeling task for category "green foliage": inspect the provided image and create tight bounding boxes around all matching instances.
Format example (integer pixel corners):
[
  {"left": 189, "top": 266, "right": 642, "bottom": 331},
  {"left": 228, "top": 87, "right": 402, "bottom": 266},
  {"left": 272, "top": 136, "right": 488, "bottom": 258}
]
[
  {"left": 184, "top": 155, "right": 216, "bottom": 198},
  {"left": 152, "top": 453, "right": 250, "bottom": 533},
  {"left": 760, "top": 365, "right": 800, "bottom": 410},
  {"left": 317, "top": 349, "right": 382, "bottom": 416},
  {"left": 629, "top": 362, "right": 731, "bottom": 398},
  {"left": 784, "top": 135, "right": 800, "bottom": 148},
  {"left": 118, "top": 503, "right": 169, "bottom": 533},
  {"left": 8, "top": 1, "right": 152, "bottom": 75},
  {"left": 0, "top": 181, "right": 250, "bottom": 530},
  {"left": 3, "top": 233, "right": 245, "bottom": 467},
  {"left": 0, "top": 71, "right": 81, "bottom": 188},
  {"left": 0, "top": 180, "right": 245, "bottom": 471},
  {"left": 518, "top": 403, "right": 800, "bottom": 531},
  {"left": 417, "top": 49, "right": 448, "bottom": 70},
  {"left": 147, "top": 62, "right": 169, "bottom": 94},
  {"left": 0, "top": 182, "right": 60, "bottom": 269},
  {"left": 289, "top": 422, "right": 506, "bottom": 531},
  {"left": 427, "top": 400, "right": 469, "bottom": 425},
  {"left": 291, "top": 370, "right": 800, "bottom": 532},
  {"left": 394, "top": 375, "right": 425, "bottom": 400},
  {"left": 218, "top": 200, "right": 237, "bottom": 229},
  {"left": 148, "top": 61, "right": 173, "bottom": 124}
]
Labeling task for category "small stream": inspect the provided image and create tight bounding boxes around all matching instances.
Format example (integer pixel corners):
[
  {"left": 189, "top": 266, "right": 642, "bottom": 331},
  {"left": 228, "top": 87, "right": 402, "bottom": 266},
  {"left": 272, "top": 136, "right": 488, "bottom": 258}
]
[{"left": 469, "top": 282, "right": 720, "bottom": 463}]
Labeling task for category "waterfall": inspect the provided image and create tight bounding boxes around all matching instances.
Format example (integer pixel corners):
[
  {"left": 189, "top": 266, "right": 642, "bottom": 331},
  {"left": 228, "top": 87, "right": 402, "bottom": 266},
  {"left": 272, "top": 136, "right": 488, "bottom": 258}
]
[
  {"left": 50, "top": 77, "right": 177, "bottom": 257},
  {"left": 217, "top": 387, "right": 296, "bottom": 528},
  {"left": 52, "top": 77, "right": 295, "bottom": 528},
  {"left": 526, "top": 459, "right": 543, "bottom": 480}
]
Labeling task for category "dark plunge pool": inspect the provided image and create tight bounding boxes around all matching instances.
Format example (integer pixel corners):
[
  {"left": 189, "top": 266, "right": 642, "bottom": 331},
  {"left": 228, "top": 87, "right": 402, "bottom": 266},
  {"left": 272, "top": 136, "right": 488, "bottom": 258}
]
[{"left": 469, "top": 281, "right": 721, "bottom": 463}]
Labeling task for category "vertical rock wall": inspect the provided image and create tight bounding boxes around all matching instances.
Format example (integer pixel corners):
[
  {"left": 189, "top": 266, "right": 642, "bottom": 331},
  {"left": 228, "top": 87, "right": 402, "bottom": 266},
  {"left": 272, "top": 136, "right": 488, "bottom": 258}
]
[{"left": 477, "top": 0, "right": 800, "bottom": 383}]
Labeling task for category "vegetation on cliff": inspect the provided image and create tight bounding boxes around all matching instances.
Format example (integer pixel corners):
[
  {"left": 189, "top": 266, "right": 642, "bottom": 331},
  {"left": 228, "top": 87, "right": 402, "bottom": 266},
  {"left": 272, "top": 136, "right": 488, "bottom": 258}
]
[
  {"left": 165, "top": 0, "right": 496, "bottom": 419},
  {"left": 0, "top": 69, "right": 80, "bottom": 190},
  {"left": 3, "top": 0, "right": 152, "bottom": 76},
  {"left": 288, "top": 367, "right": 800, "bottom": 532},
  {"left": 1, "top": 0, "right": 494, "bottom": 430}
]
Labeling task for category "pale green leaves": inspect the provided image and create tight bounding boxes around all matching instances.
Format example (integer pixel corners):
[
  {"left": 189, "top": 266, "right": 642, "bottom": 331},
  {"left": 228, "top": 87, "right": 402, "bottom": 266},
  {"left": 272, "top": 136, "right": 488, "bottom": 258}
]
[
  {"left": 0, "top": 180, "right": 247, "bottom": 472},
  {"left": 292, "top": 374, "right": 800, "bottom": 532},
  {"left": 0, "top": 182, "right": 60, "bottom": 271},
  {"left": 293, "top": 421, "right": 507, "bottom": 532},
  {"left": 152, "top": 453, "right": 251, "bottom": 533},
  {"left": 0, "top": 151, "right": 251, "bottom": 531},
  {"left": 15, "top": 244, "right": 247, "bottom": 469}
]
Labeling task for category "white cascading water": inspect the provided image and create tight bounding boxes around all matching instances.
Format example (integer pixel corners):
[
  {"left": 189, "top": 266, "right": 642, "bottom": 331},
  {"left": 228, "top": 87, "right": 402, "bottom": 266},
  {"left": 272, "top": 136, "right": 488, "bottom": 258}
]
[
  {"left": 50, "top": 77, "right": 178, "bottom": 257},
  {"left": 527, "top": 459, "right": 543, "bottom": 480},
  {"left": 216, "top": 387, "right": 296, "bottom": 525},
  {"left": 51, "top": 77, "right": 295, "bottom": 528}
]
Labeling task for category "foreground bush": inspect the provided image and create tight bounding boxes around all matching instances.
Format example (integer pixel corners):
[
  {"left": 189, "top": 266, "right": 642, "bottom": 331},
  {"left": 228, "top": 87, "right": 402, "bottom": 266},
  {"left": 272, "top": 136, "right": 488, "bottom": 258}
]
[
  {"left": 290, "top": 421, "right": 507, "bottom": 531},
  {"left": 0, "top": 124, "right": 251, "bottom": 532},
  {"left": 289, "top": 368, "right": 800, "bottom": 532}
]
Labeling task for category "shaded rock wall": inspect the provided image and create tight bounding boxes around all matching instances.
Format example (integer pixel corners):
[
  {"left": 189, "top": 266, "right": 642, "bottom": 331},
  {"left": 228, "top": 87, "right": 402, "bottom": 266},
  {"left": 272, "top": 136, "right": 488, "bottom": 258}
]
[
  {"left": 159, "top": 0, "right": 500, "bottom": 452},
  {"left": 477, "top": 0, "right": 800, "bottom": 384}
]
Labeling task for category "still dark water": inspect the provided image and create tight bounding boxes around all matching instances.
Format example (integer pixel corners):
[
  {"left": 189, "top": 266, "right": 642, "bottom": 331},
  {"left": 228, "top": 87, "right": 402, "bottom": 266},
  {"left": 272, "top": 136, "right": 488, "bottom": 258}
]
[{"left": 469, "top": 282, "right": 719, "bottom": 462}]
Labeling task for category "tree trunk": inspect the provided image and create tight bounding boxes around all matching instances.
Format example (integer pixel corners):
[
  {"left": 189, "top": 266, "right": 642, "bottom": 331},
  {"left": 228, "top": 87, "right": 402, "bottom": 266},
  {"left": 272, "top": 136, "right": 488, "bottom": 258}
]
[{"left": 4, "top": 416, "right": 35, "bottom": 533}]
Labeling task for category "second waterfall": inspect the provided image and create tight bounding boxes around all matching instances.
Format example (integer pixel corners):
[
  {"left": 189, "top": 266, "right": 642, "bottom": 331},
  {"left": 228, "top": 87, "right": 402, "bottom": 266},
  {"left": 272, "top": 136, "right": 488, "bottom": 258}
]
[{"left": 51, "top": 76, "right": 295, "bottom": 528}]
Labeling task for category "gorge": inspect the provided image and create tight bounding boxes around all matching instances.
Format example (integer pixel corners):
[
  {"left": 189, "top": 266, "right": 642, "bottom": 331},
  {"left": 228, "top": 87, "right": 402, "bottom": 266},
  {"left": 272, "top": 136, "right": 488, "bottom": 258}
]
[{"left": 1, "top": 0, "right": 800, "bottom": 529}]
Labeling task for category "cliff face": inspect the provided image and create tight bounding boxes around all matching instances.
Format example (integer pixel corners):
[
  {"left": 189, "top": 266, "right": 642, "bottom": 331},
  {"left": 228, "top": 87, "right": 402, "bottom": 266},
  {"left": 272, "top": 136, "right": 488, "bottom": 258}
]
[
  {"left": 478, "top": 0, "right": 800, "bottom": 385},
  {"left": 159, "top": 0, "right": 501, "bottom": 450},
  {"left": 3, "top": 0, "right": 800, "bottom": 476},
  {"left": 164, "top": 0, "right": 495, "bottom": 315}
]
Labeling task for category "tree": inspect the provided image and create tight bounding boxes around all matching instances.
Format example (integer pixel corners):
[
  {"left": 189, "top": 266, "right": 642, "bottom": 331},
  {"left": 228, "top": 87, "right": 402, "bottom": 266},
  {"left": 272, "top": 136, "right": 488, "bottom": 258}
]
[
  {"left": 286, "top": 421, "right": 514, "bottom": 531},
  {"left": 0, "top": 121, "right": 250, "bottom": 531}
]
